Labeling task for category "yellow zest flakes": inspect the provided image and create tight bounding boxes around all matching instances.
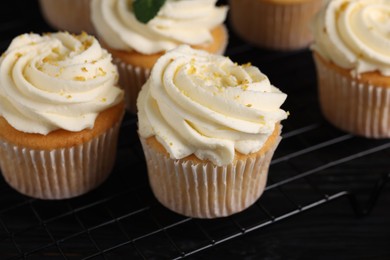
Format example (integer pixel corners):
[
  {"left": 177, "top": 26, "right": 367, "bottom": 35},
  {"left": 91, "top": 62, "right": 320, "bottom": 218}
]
[
  {"left": 234, "top": 95, "right": 240, "bottom": 100},
  {"left": 15, "top": 52, "right": 22, "bottom": 58},
  {"left": 216, "top": 85, "right": 224, "bottom": 92},
  {"left": 169, "top": 142, "right": 173, "bottom": 146},
  {"left": 286, "top": 111, "right": 291, "bottom": 117},
  {"left": 80, "top": 31, "right": 88, "bottom": 38},
  {"left": 181, "top": 89, "right": 189, "bottom": 97},
  {"left": 241, "top": 84, "right": 249, "bottom": 91},
  {"left": 188, "top": 65, "right": 196, "bottom": 75},
  {"left": 98, "top": 67, "right": 106, "bottom": 76},
  {"left": 246, "top": 104, "right": 252, "bottom": 107},
  {"left": 74, "top": 76, "right": 86, "bottom": 81},
  {"left": 81, "top": 67, "right": 88, "bottom": 72},
  {"left": 242, "top": 62, "right": 252, "bottom": 68},
  {"left": 213, "top": 72, "right": 221, "bottom": 78},
  {"left": 66, "top": 95, "right": 72, "bottom": 99},
  {"left": 82, "top": 40, "right": 92, "bottom": 50},
  {"left": 101, "top": 98, "right": 107, "bottom": 102},
  {"left": 77, "top": 32, "right": 92, "bottom": 51},
  {"left": 42, "top": 56, "right": 50, "bottom": 63},
  {"left": 241, "top": 79, "right": 249, "bottom": 85},
  {"left": 52, "top": 47, "right": 60, "bottom": 55}
]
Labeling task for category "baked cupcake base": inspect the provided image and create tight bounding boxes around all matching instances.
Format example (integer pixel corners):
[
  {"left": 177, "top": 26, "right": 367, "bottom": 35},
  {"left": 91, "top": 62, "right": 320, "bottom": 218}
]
[
  {"left": 140, "top": 124, "right": 282, "bottom": 219},
  {"left": 313, "top": 53, "right": 390, "bottom": 138},
  {"left": 0, "top": 102, "right": 124, "bottom": 199}
]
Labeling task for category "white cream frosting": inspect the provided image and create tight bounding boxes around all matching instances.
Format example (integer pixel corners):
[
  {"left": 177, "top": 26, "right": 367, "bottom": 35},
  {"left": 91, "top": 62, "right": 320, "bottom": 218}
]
[
  {"left": 0, "top": 32, "right": 123, "bottom": 135},
  {"left": 90, "top": 0, "right": 228, "bottom": 55},
  {"left": 137, "top": 45, "right": 288, "bottom": 166},
  {"left": 311, "top": 0, "right": 390, "bottom": 76}
]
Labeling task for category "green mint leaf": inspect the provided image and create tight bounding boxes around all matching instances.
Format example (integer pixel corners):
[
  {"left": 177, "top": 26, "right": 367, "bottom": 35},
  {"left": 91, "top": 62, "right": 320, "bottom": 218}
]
[{"left": 133, "top": 0, "right": 167, "bottom": 24}]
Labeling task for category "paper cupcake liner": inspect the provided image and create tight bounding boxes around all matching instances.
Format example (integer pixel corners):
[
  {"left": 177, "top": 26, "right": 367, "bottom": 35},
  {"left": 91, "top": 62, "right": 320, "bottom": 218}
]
[
  {"left": 0, "top": 121, "right": 121, "bottom": 200},
  {"left": 230, "top": 0, "right": 324, "bottom": 50},
  {"left": 39, "top": 0, "right": 94, "bottom": 34},
  {"left": 140, "top": 137, "right": 281, "bottom": 219},
  {"left": 314, "top": 55, "right": 390, "bottom": 138},
  {"left": 114, "top": 57, "right": 151, "bottom": 114}
]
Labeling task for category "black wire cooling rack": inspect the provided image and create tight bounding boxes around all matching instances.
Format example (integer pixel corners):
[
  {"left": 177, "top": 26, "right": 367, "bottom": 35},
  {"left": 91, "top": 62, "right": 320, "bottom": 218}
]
[
  {"left": 0, "top": 1, "right": 389, "bottom": 259},
  {"left": 0, "top": 112, "right": 389, "bottom": 260}
]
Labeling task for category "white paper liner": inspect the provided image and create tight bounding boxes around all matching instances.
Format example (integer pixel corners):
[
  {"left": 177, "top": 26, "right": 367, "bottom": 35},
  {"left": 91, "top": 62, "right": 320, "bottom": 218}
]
[
  {"left": 0, "top": 120, "right": 122, "bottom": 200},
  {"left": 230, "top": 0, "right": 324, "bottom": 50},
  {"left": 314, "top": 55, "right": 390, "bottom": 138},
  {"left": 140, "top": 137, "right": 281, "bottom": 219},
  {"left": 114, "top": 57, "right": 151, "bottom": 114},
  {"left": 39, "top": 0, "right": 94, "bottom": 34}
]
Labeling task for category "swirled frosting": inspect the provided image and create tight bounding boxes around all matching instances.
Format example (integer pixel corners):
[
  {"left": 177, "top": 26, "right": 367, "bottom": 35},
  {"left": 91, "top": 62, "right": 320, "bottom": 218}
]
[
  {"left": 0, "top": 32, "right": 123, "bottom": 135},
  {"left": 311, "top": 0, "right": 390, "bottom": 76},
  {"left": 137, "top": 45, "right": 288, "bottom": 166},
  {"left": 90, "top": 0, "right": 228, "bottom": 55}
]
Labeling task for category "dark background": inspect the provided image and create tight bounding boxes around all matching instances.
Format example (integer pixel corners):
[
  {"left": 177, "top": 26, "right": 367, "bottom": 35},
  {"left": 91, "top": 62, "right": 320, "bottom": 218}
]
[{"left": 0, "top": 1, "right": 389, "bottom": 259}]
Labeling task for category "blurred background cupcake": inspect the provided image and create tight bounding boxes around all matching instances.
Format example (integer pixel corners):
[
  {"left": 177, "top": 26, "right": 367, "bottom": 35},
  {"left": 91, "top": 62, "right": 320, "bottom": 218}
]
[
  {"left": 137, "top": 45, "right": 288, "bottom": 218},
  {"left": 0, "top": 32, "right": 124, "bottom": 199},
  {"left": 90, "top": 0, "right": 228, "bottom": 113},
  {"left": 311, "top": 0, "right": 390, "bottom": 138},
  {"left": 229, "top": 0, "right": 327, "bottom": 51},
  {"left": 39, "top": 0, "right": 95, "bottom": 34}
]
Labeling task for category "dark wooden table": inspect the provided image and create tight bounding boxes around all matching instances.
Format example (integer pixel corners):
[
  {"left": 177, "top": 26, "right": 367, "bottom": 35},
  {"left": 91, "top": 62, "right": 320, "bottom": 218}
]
[{"left": 0, "top": 1, "right": 389, "bottom": 259}]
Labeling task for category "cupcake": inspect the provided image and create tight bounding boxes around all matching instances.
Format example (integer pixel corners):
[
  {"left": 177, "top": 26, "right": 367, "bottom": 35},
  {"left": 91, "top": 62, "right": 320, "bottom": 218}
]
[
  {"left": 137, "top": 45, "right": 288, "bottom": 218},
  {"left": 0, "top": 32, "right": 124, "bottom": 199},
  {"left": 39, "top": 0, "right": 95, "bottom": 34},
  {"left": 311, "top": 0, "right": 390, "bottom": 138},
  {"left": 91, "top": 0, "right": 228, "bottom": 113},
  {"left": 229, "top": 0, "right": 326, "bottom": 50}
]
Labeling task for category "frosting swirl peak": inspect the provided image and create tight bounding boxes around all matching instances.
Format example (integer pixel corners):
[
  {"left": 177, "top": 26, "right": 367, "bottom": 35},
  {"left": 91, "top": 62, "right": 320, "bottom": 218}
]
[
  {"left": 91, "top": 0, "right": 228, "bottom": 55},
  {"left": 0, "top": 32, "right": 123, "bottom": 135},
  {"left": 311, "top": 0, "right": 390, "bottom": 76},
  {"left": 137, "top": 45, "right": 288, "bottom": 166}
]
